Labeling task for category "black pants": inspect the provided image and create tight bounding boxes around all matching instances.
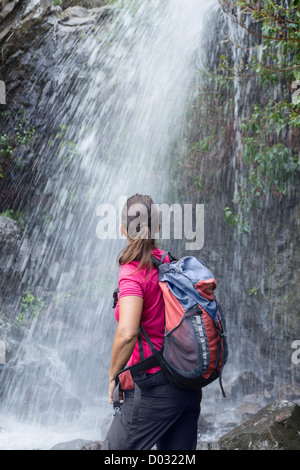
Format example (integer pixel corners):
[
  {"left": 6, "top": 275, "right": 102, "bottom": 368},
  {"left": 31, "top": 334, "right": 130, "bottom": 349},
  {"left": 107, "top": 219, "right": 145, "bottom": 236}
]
[{"left": 102, "top": 371, "right": 201, "bottom": 450}]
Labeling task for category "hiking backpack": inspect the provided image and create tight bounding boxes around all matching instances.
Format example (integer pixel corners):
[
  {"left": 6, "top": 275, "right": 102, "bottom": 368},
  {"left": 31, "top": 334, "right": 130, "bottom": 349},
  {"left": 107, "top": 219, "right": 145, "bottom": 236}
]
[{"left": 112, "top": 251, "right": 228, "bottom": 403}]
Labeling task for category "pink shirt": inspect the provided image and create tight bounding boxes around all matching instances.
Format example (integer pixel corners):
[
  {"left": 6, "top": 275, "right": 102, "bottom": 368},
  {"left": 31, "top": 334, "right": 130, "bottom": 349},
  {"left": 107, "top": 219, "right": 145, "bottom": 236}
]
[{"left": 115, "top": 248, "right": 169, "bottom": 373}]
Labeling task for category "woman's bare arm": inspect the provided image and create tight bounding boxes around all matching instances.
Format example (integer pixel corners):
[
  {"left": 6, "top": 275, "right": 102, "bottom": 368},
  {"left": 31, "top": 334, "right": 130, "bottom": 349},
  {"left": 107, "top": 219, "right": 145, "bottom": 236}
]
[{"left": 108, "top": 295, "right": 143, "bottom": 403}]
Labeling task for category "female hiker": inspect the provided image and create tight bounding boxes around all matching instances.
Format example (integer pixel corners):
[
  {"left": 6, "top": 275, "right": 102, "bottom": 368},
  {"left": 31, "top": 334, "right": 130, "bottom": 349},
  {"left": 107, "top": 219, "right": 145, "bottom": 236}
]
[{"left": 101, "top": 194, "right": 201, "bottom": 450}]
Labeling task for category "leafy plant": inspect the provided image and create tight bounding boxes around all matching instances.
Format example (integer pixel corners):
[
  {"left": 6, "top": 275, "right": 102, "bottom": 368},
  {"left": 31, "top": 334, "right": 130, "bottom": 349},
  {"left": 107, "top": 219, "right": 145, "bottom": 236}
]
[
  {"left": 218, "top": 0, "right": 300, "bottom": 233},
  {"left": 218, "top": 0, "right": 300, "bottom": 80},
  {"left": 248, "top": 286, "right": 259, "bottom": 296},
  {"left": 224, "top": 206, "right": 251, "bottom": 235},
  {"left": 0, "top": 134, "right": 13, "bottom": 159},
  {"left": 16, "top": 291, "right": 46, "bottom": 326},
  {"left": 0, "top": 110, "right": 35, "bottom": 179},
  {"left": 231, "top": 98, "right": 299, "bottom": 222}
]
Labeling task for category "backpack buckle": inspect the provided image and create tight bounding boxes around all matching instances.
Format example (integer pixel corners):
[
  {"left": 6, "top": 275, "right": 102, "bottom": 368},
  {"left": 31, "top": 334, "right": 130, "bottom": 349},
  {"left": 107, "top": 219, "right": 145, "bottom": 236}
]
[{"left": 214, "top": 320, "right": 225, "bottom": 336}]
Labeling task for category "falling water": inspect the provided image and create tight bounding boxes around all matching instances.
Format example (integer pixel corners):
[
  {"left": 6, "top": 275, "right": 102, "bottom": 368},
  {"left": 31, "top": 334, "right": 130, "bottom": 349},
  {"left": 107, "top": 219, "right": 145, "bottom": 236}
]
[{"left": 0, "top": 0, "right": 219, "bottom": 449}]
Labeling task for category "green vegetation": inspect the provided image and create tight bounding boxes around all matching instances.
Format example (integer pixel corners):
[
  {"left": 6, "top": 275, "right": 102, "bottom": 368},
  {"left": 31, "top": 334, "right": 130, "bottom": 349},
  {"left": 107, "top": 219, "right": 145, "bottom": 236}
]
[
  {"left": 248, "top": 286, "right": 259, "bottom": 297},
  {"left": 0, "top": 110, "right": 35, "bottom": 179},
  {"left": 219, "top": 0, "right": 300, "bottom": 80},
  {"left": 0, "top": 209, "right": 25, "bottom": 229},
  {"left": 219, "top": 1, "right": 299, "bottom": 229},
  {"left": 224, "top": 206, "right": 250, "bottom": 235},
  {"left": 173, "top": 1, "right": 299, "bottom": 234},
  {"left": 218, "top": 1, "right": 300, "bottom": 232},
  {"left": 16, "top": 291, "right": 47, "bottom": 326},
  {"left": 170, "top": 2, "right": 300, "bottom": 237},
  {"left": 239, "top": 102, "right": 299, "bottom": 203}
]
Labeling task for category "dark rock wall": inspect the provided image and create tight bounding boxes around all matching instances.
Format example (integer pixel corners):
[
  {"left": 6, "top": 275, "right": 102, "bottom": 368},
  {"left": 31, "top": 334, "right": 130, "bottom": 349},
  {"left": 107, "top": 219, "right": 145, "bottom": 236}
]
[{"left": 0, "top": 0, "right": 299, "bottom": 433}]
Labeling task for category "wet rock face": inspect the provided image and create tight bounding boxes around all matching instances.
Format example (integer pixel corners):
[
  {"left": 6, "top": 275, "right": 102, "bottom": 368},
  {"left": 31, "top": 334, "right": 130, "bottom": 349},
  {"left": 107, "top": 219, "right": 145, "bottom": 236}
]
[
  {"left": 0, "top": 0, "right": 58, "bottom": 55},
  {"left": 62, "top": 0, "right": 107, "bottom": 9},
  {"left": 219, "top": 400, "right": 300, "bottom": 450},
  {"left": 0, "top": 340, "right": 5, "bottom": 364},
  {"left": 0, "top": 0, "right": 20, "bottom": 22},
  {"left": 0, "top": 216, "right": 22, "bottom": 255},
  {"left": 59, "top": 5, "right": 105, "bottom": 27}
]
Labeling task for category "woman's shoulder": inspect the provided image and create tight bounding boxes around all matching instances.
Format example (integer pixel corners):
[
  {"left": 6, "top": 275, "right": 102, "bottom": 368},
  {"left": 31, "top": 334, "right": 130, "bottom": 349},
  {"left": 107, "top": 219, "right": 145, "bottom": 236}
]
[
  {"left": 119, "top": 261, "right": 139, "bottom": 277},
  {"left": 119, "top": 248, "right": 163, "bottom": 280}
]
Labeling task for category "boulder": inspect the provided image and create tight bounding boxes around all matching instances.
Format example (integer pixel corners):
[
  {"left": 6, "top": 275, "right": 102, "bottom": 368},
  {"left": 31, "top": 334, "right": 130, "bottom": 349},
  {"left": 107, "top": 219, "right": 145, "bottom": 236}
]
[
  {"left": 51, "top": 439, "right": 90, "bottom": 450},
  {"left": 81, "top": 440, "right": 102, "bottom": 450},
  {"left": 57, "top": 4, "right": 112, "bottom": 32},
  {"left": 58, "top": 5, "right": 103, "bottom": 27},
  {"left": 0, "top": 0, "right": 20, "bottom": 22},
  {"left": 219, "top": 400, "right": 300, "bottom": 450},
  {"left": 0, "top": 0, "right": 59, "bottom": 58},
  {"left": 0, "top": 215, "right": 22, "bottom": 255},
  {"left": 50, "top": 439, "right": 102, "bottom": 450},
  {"left": 197, "top": 441, "right": 221, "bottom": 450}
]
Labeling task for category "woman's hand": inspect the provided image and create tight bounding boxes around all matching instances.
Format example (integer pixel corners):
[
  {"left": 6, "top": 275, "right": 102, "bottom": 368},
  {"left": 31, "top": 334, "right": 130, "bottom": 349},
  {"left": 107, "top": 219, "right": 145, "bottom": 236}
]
[
  {"left": 108, "top": 377, "right": 124, "bottom": 405},
  {"left": 108, "top": 377, "right": 116, "bottom": 405}
]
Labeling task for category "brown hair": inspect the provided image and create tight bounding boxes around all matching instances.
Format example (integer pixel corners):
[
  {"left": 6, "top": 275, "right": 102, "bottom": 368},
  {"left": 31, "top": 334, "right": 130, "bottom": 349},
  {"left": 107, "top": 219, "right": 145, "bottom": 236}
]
[{"left": 118, "top": 194, "right": 159, "bottom": 271}]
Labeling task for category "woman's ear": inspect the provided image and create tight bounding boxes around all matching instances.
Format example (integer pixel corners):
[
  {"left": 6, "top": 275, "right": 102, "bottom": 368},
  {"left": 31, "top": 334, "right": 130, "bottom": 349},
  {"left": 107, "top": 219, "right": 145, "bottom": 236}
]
[{"left": 120, "top": 224, "right": 126, "bottom": 237}]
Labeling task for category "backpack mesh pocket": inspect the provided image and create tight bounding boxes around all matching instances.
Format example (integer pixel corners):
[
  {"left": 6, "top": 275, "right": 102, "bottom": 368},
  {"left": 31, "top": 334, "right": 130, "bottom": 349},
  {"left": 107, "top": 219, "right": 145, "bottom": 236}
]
[{"left": 163, "top": 316, "right": 204, "bottom": 376}]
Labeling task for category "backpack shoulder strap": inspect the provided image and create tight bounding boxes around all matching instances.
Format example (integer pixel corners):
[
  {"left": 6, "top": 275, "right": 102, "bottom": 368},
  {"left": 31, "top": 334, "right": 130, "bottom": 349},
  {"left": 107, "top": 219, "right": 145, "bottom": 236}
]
[
  {"left": 139, "top": 323, "right": 156, "bottom": 353},
  {"left": 139, "top": 324, "right": 163, "bottom": 366}
]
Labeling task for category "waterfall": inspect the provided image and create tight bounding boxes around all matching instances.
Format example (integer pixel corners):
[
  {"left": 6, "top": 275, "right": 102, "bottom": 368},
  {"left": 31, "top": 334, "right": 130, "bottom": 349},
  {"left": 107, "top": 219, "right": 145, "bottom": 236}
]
[{"left": 0, "top": 0, "right": 218, "bottom": 449}]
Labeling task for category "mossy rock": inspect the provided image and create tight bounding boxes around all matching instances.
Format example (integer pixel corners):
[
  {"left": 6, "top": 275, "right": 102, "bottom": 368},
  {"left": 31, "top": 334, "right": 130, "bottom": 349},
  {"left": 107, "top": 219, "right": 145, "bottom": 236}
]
[{"left": 219, "top": 400, "right": 300, "bottom": 450}]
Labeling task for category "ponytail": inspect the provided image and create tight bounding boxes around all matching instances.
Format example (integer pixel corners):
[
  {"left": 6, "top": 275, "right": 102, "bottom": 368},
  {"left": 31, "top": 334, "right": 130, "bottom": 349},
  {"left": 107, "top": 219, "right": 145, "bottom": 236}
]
[{"left": 118, "top": 194, "right": 158, "bottom": 271}]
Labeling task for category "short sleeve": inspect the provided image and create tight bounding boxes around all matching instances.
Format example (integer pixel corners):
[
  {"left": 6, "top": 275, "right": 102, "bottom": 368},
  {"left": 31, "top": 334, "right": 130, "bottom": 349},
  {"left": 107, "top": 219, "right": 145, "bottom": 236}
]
[{"left": 118, "top": 264, "right": 144, "bottom": 299}]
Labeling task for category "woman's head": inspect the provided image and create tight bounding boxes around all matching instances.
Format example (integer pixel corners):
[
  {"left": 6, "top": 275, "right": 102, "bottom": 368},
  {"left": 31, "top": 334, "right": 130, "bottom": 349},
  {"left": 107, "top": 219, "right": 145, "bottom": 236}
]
[{"left": 119, "top": 194, "right": 160, "bottom": 270}]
